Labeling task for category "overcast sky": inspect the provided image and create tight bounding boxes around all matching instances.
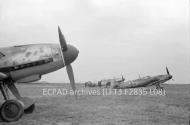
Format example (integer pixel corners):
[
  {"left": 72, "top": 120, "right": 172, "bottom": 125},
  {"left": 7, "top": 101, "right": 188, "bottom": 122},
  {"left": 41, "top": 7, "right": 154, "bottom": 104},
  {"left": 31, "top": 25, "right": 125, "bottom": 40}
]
[{"left": 0, "top": 0, "right": 189, "bottom": 84}]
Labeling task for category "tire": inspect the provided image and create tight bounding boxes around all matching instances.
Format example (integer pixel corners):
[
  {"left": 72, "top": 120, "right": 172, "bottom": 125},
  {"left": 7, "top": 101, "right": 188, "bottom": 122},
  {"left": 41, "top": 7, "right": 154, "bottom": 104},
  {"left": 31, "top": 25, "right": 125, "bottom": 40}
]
[{"left": 0, "top": 100, "right": 24, "bottom": 122}]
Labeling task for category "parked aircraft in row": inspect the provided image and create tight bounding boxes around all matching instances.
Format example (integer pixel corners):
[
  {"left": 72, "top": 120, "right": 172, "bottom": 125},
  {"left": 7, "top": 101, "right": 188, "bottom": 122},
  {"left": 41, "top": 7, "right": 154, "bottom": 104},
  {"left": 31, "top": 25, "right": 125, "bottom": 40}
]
[{"left": 0, "top": 26, "right": 173, "bottom": 123}]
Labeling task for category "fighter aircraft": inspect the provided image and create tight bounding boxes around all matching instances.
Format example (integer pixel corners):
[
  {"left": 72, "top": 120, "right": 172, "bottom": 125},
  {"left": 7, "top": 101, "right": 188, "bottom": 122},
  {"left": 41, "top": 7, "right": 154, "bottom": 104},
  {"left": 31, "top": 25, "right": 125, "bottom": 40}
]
[
  {"left": 84, "top": 81, "right": 97, "bottom": 87},
  {"left": 0, "top": 26, "right": 79, "bottom": 122},
  {"left": 98, "top": 75, "right": 125, "bottom": 88},
  {"left": 115, "top": 67, "right": 173, "bottom": 90}
]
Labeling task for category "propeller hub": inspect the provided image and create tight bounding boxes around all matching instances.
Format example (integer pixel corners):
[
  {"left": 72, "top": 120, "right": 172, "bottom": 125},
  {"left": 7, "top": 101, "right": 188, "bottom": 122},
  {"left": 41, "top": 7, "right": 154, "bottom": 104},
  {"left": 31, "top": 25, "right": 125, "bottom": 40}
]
[
  {"left": 169, "top": 75, "right": 172, "bottom": 80},
  {"left": 62, "top": 44, "right": 79, "bottom": 65}
]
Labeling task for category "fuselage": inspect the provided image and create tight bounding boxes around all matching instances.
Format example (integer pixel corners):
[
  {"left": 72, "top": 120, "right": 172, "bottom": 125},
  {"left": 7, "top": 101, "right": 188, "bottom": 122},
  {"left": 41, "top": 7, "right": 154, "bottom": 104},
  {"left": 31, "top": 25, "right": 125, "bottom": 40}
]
[
  {"left": 100, "top": 77, "right": 125, "bottom": 87},
  {"left": 0, "top": 43, "right": 78, "bottom": 82}
]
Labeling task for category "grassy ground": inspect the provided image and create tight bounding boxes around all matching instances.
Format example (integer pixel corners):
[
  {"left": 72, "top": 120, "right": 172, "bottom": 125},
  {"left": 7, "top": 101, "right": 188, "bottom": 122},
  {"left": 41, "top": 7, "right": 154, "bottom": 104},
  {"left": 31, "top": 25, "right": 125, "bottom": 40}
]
[{"left": 0, "top": 83, "right": 190, "bottom": 125}]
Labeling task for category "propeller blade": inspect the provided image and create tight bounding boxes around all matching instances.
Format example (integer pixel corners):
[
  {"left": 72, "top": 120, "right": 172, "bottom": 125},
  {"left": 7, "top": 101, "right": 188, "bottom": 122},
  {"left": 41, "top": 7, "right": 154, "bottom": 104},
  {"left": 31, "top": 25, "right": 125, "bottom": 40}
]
[
  {"left": 66, "top": 64, "right": 76, "bottom": 92},
  {"left": 57, "top": 26, "right": 77, "bottom": 97},
  {"left": 58, "top": 26, "right": 67, "bottom": 51},
  {"left": 166, "top": 67, "right": 170, "bottom": 75}
]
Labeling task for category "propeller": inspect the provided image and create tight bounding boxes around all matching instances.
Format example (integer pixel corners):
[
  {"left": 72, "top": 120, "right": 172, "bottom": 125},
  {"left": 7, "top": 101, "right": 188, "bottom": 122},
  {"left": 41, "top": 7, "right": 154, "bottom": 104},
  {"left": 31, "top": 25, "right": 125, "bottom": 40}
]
[
  {"left": 58, "top": 26, "right": 78, "bottom": 93},
  {"left": 166, "top": 67, "right": 170, "bottom": 75},
  {"left": 58, "top": 27, "right": 67, "bottom": 51},
  {"left": 121, "top": 75, "right": 125, "bottom": 81},
  {"left": 166, "top": 67, "right": 174, "bottom": 81},
  {"left": 66, "top": 65, "right": 76, "bottom": 91}
]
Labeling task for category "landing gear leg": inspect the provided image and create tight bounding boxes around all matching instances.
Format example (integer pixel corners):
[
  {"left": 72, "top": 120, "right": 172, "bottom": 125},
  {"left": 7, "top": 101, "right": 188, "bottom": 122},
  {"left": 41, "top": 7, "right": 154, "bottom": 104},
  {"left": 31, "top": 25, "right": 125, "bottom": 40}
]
[
  {"left": 6, "top": 80, "right": 35, "bottom": 114},
  {"left": 0, "top": 82, "right": 24, "bottom": 122},
  {"left": 0, "top": 83, "right": 9, "bottom": 100},
  {"left": 156, "top": 84, "right": 164, "bottom": 90}
]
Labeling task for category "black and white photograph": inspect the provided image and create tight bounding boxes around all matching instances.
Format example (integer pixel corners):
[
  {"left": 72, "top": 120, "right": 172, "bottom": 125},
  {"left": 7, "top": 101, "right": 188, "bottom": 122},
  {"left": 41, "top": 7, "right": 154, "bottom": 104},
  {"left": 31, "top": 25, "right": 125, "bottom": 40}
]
[{"left": 0, "top": 0, "right": 189, "bottom": 124}]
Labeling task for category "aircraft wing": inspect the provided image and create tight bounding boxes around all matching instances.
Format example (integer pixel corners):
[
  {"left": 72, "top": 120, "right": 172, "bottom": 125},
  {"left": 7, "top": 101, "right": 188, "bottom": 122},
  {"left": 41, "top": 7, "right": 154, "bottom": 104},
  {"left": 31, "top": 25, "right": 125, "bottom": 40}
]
[
  {"left": 148, "top": 79, "right": 164, "bottom": 86},
  {"left": 114, "top": 81, "right": 132, "bottom": 89},
  {"left": 0, "top": 72, "right": 8, "bottom": 80}
]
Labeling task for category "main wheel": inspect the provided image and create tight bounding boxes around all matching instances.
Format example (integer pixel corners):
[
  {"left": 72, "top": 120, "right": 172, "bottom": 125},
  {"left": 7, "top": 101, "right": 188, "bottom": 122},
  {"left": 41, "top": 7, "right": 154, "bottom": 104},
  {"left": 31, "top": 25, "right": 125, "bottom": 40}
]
[{"left": 0, "top": 100, "right": 24, "bottom": 122}]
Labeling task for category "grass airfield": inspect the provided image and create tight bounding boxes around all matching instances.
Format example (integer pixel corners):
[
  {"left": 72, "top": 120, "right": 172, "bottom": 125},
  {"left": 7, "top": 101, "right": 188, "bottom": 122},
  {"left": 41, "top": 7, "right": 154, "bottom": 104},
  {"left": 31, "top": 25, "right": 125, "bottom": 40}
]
[{"left": 0, "top": 83, "right": 190, "bottom": 125}]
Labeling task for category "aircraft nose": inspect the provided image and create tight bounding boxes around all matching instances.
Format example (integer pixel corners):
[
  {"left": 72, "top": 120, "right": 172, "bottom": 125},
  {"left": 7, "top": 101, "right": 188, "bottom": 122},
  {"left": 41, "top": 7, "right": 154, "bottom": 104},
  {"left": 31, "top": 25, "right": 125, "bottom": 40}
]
[
  {"left": 169, "top": 75, "right": 172, "bottom": 80},
  {"left": 63, "top": 44, "right": 79, "bottom": 65}
]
